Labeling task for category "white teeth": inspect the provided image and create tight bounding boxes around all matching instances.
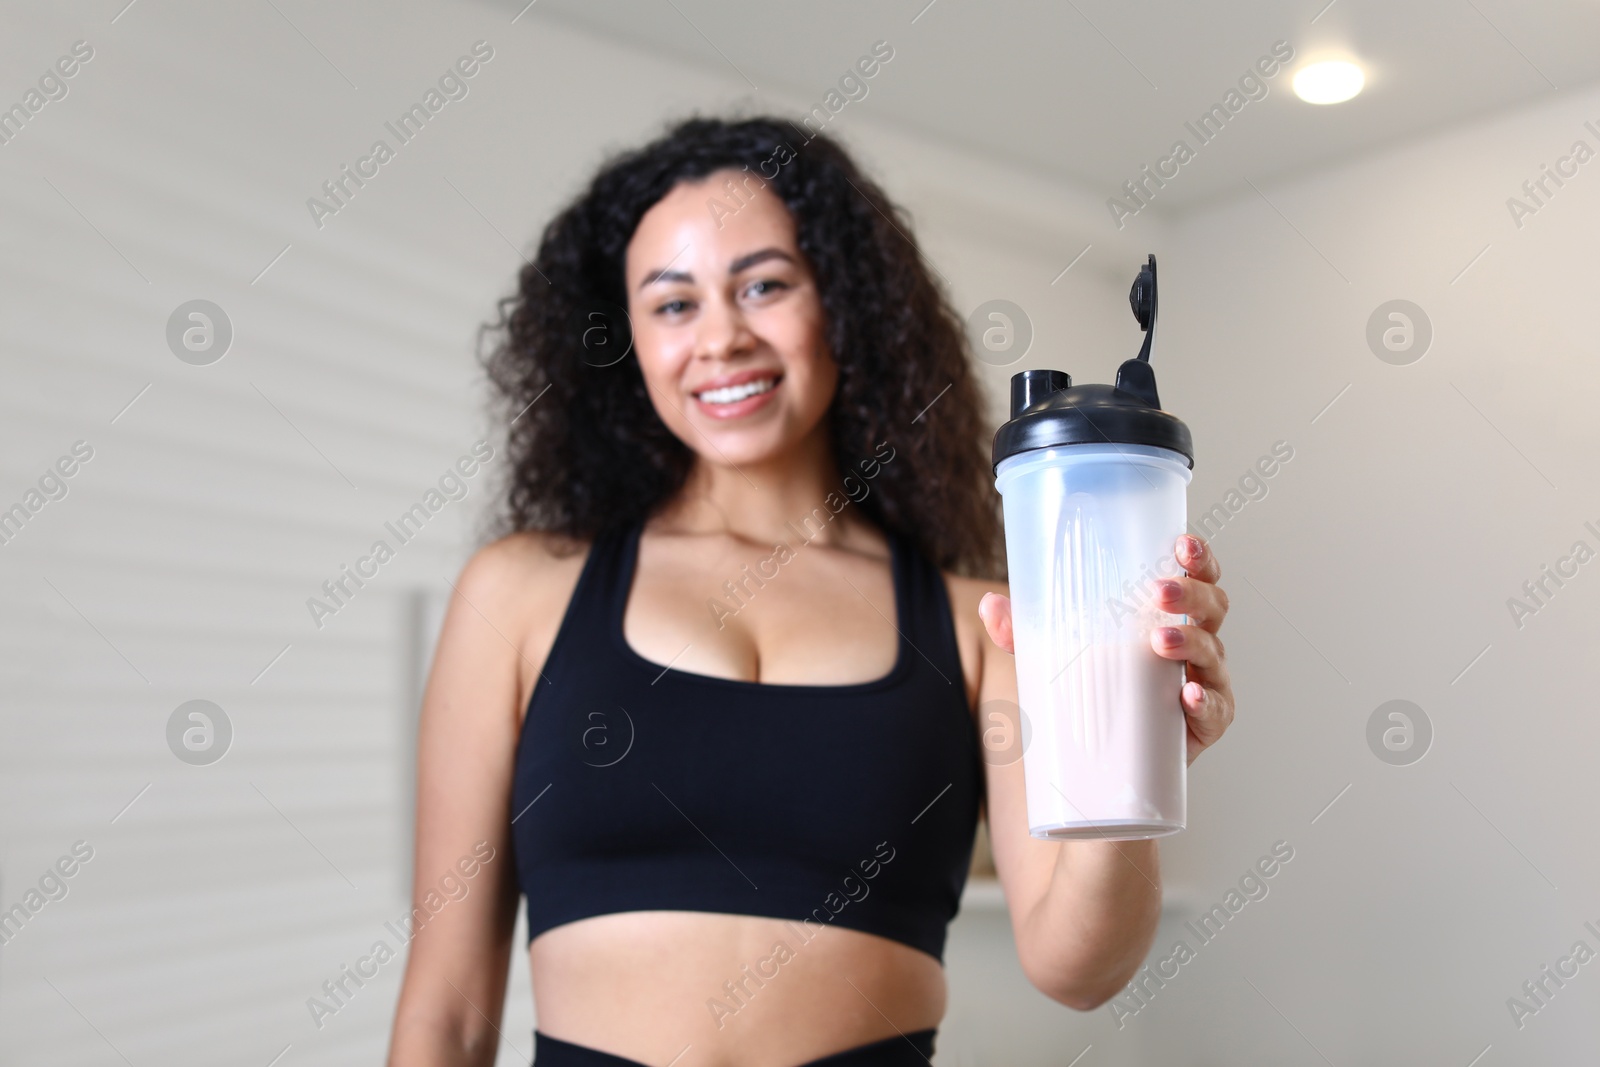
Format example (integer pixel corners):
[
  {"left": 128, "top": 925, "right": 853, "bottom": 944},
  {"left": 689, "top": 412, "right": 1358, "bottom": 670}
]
[{"left": 697, "top": 376, "right": 777, "bottom": 405}]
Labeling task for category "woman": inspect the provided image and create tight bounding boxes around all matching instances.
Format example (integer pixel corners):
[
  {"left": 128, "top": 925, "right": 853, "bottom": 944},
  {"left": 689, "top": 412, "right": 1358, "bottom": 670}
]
[{"left": 387, "top": 115, "right": 1234, "bottom": 1067}]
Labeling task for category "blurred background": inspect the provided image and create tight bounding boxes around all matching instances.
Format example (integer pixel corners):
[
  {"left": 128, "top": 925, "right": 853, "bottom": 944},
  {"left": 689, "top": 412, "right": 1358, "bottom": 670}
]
[{"left": 4, "top": 0, "right": 1600, "bottom": 1063}]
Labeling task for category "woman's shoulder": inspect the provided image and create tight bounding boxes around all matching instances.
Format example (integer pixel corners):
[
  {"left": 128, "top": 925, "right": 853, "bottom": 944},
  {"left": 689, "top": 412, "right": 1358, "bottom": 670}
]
[
  {"left": 454, "top": 529, "right": 602, "bottom": 720},
  {"left": 466, "top": 526, "right": 592, "bottom": 572},
  {"left": 454, "top": 524, "right": 598, "bottom": 633}
]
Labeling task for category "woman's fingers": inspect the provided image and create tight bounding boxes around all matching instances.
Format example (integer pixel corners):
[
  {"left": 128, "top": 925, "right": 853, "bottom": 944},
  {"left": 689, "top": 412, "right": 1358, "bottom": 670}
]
[
  {"left": 1153, "top": 622, "right": 1236, "bottom": 764},
  {"left": 1152, "top": 623, "right": 1232, "bottom": 709},
  {"left": 1181, "top": 678, "right": 1233, "bottom": 763},
  {"left": 978, "top": 591, "right": 1014, "bottom": 655},
  {"left": 1153, "top": 575, "right": 1230, "bottom": 631},
  {"left": 1151, "top": 622, "right": 1226, "bottom": 675},
  {"left": 1177, "top": 534, "right": 1220, "bottom": 584}
]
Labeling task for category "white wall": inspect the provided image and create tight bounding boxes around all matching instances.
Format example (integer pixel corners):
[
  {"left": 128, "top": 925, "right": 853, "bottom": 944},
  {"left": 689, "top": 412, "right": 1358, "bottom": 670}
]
[{"left": 1127, "top": 79, "right": 1600, "bottom": 1062}]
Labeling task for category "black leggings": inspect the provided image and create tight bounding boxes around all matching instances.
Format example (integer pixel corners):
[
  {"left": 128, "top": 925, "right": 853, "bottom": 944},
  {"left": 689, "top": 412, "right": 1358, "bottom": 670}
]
[{"left": 531, "top": 1027, "right": 938, "bottom": 1066}]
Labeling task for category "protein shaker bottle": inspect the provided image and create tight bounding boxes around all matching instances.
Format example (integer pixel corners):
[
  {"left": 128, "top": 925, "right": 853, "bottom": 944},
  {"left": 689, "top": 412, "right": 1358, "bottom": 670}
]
[{"left": 991, "top": 255, "right": 1195, "bottom": 840}]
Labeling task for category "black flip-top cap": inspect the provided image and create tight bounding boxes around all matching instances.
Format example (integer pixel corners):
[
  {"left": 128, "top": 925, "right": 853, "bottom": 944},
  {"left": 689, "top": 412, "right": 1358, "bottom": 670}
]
[
  {"left": 992, "top": 369, "right": 1194, "bottom": 473},
  {"left": 992, "top": 253, "right": 1194, "bottom": 473}
]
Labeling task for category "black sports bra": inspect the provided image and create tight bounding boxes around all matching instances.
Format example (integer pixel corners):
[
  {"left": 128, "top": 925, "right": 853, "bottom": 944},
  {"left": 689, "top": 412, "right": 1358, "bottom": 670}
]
[{"left": 508, "top": 517, "right": 983, "bottom": 963}]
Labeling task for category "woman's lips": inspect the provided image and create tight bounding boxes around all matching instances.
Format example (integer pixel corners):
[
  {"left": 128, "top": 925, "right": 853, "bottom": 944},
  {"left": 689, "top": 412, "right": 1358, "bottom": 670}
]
[{"left": 692, "top": 374, "right": 782, "bottom": 420}]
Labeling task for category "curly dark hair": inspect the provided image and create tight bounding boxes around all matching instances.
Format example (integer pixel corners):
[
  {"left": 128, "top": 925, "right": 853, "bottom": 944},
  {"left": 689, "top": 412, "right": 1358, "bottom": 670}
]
[{"left": 476, "top": 113, "right": 1004, "bottom": 580}]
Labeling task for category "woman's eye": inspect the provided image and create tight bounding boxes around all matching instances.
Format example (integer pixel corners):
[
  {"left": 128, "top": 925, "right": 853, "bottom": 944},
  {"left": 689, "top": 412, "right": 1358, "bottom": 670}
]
[
  {"left": 655, "top": 298, "right": 691, "bottom": 315},
  {"left": 745, "top": 279, "right": 788, "bottom": 298}
]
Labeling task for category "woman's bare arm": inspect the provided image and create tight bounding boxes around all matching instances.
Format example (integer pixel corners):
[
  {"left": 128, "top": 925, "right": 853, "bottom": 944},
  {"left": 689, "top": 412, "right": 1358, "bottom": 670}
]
[{"left": 386, "top": 537, "right": 543, "bottom": 1066}]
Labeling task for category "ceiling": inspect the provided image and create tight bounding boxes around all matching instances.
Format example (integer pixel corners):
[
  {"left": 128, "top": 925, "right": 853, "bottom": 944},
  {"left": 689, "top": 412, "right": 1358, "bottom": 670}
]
[{"left": 501, "top": 0, "right": 1600, "bottom": 214}]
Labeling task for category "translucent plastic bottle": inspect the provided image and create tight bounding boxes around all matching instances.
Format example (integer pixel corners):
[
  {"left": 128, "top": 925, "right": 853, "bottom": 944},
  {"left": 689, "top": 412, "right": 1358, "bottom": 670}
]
[{"left": 990, "top": 256, "right": 1196, "bottom": 840}]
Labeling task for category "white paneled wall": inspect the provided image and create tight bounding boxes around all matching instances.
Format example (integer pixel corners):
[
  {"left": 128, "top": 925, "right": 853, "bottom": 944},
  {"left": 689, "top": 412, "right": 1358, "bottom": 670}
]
[
  {"left": 1, "top": 17, "right": 494, "bottom": 1067},
  {"left": 0, "top": 2, "right": 1135, "bottom": 1065}
]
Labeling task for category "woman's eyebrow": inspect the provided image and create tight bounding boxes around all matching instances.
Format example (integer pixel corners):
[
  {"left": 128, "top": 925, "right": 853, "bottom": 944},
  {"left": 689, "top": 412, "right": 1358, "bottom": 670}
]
[
  {"left": 639, "top": 265, "right": 691, "bottom": 290},
  {"left": 638, "top": 247, "right": 796, "bottom": 290},
  {"left": 727, "top": 247, "right": 795, "bottom": 274}
]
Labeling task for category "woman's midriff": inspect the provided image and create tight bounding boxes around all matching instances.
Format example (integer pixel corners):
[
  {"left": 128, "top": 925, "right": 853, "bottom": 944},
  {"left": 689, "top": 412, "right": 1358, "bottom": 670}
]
[{"left": 528, "top": 911, "right": 947, "bottom": 1067}]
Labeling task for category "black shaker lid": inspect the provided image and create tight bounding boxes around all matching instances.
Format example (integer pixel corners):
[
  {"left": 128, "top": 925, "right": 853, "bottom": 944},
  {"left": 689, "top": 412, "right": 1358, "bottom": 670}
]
[{"left": 991, "top": 255, "right": 1194, "bottom": 472}]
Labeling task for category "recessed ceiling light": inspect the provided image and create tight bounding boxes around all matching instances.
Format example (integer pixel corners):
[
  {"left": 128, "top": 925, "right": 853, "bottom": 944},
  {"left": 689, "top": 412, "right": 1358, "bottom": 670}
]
[{"left": 1292, "top": 60, "right": 1365, "bottom": 105}]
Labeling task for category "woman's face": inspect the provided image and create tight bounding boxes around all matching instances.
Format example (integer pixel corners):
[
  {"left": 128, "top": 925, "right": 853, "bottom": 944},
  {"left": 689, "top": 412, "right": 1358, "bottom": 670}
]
[{"left": 624, "top": 168, "right": 837, "bottom": 469}]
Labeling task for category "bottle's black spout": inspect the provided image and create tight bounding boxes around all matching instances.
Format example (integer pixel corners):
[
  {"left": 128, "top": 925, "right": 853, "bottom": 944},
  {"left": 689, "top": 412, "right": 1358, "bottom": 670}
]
[{"left": 1010, "top": 368, "right": 1071, "bottom": 419}]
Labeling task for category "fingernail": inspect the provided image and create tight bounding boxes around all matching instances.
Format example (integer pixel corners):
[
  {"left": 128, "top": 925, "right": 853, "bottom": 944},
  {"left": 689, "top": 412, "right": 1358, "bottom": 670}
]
[
  {"left": 1156, "top": 579, "right": 1181, "bottom": 602},
  {"left": 1182, "top": 535, "right": 1203, "bottom": 558},
  {"left": 1159, "top": 627, "right": 1184, "bottom": 647}
]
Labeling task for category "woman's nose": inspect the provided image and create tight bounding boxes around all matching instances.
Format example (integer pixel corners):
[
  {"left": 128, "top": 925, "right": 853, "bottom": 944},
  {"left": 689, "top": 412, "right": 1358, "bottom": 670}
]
[{"left": 694, "top": 295, "right": 754, "bottom": 361}]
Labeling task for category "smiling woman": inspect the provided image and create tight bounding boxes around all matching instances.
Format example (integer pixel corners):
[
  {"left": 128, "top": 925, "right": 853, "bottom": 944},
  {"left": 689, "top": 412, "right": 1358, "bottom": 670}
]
[
  {"left": 384, "top": 114, "right": 1234, "bottom": 1067},
  {"left": 475, "top": 116, "right": 997, "bottom": 573}
]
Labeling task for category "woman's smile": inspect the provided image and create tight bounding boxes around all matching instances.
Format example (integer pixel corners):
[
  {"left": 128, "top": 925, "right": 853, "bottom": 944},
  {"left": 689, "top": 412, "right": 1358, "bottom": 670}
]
[{"left": 691, "top": 369, "right": 785, "bottom": 418}]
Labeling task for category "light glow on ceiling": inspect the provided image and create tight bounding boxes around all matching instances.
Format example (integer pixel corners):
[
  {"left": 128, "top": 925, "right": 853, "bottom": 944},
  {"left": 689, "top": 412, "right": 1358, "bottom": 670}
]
[{"left": 1293, "top": 60, "right": 1366, "bottom": 104}]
